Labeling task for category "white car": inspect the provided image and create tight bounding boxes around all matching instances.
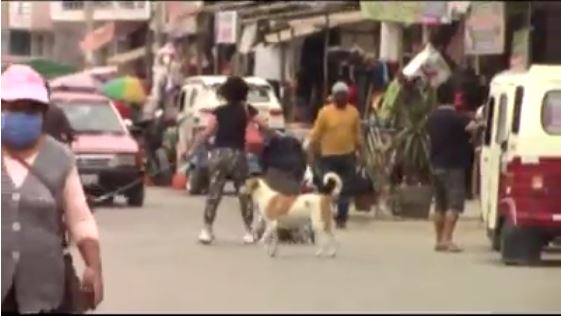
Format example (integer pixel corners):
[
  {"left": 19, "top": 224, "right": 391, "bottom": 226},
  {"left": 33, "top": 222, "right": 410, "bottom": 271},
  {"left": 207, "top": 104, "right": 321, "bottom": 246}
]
[{"left": 175, "top": 76, "right": 286, "bottom": 194}]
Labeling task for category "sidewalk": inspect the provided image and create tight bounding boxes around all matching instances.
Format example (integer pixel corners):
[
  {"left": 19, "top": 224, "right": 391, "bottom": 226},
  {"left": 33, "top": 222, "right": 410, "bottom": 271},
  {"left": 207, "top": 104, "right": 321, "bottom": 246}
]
[{"left": 350, "top": 199, "right": 482, "bottom": 222}]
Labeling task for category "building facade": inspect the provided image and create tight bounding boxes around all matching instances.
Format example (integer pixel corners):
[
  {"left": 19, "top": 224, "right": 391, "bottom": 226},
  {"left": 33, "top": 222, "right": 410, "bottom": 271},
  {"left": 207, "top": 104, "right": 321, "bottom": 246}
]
[{"left": 3, "top": 2, "right": 55, "bottom": 59}]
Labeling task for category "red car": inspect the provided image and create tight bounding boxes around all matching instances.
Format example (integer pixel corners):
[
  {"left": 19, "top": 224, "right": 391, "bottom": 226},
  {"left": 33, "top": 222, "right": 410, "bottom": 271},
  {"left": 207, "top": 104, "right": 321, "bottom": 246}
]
[{"left": 51, "top": 91, "right": 145, "bottom": 207}]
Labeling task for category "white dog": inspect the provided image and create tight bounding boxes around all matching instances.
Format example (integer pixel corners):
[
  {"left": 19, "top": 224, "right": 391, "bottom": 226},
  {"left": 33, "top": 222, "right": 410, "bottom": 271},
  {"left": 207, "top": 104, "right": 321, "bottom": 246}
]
[{"left": 244, "top": 172, "right": 342, "bottom": 258}]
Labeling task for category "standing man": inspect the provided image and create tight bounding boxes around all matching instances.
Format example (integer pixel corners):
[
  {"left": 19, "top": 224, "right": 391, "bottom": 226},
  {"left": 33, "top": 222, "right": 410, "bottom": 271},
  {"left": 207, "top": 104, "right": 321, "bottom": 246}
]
[
  {"left": 427, "top": 81, "right": 480, "bottom": 252},
  {"left": 308, "top": 81, "right": 364, "bottom": 229}
]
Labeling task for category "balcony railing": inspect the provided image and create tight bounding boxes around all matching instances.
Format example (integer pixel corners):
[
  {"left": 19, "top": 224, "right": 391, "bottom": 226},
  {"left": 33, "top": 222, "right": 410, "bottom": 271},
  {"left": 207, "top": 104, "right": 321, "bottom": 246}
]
[
  {"left": 61, "top": 1, "right": 146, "bottom": 10},
  {"left": 52, "top": 1, "right": 150, "bottom": 21}
]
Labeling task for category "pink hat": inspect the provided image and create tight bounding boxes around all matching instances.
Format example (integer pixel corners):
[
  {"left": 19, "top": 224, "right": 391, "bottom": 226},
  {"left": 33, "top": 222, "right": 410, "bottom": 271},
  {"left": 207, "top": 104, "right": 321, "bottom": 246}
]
[{"left": 1, "top": 64, "right": 49, "bottom": 105}]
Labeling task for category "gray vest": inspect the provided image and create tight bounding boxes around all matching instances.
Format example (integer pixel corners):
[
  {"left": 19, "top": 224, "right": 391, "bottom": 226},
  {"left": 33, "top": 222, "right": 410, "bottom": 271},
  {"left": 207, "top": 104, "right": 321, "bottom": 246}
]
[{"left": 1, "top": 136, "right": 74, "bottom": 313}]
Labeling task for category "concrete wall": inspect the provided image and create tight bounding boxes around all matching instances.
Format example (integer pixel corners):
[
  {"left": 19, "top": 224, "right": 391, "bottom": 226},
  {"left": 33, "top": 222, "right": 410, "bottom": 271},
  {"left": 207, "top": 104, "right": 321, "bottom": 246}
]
[
  {"left": 52, "top": 22, "right": 86, "bottom": 67},
  {"left": 339, "top": 21, "right": 378, "bottom": 55},
  {"left": 2, "top": 2, "right": 10, "bottom": 55}
]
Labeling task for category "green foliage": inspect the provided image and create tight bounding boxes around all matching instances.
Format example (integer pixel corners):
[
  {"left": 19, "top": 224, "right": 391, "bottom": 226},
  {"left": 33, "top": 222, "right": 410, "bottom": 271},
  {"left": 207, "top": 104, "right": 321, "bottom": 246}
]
[{"left": 387, "top": 80, "right": 436, "bottom": 184}]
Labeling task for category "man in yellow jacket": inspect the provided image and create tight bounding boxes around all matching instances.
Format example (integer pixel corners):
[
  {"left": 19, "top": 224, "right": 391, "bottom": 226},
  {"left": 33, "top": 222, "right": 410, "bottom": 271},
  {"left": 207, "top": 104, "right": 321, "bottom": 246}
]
[{"left": 308, "top": 81, "right": 363, "bottom": 228}]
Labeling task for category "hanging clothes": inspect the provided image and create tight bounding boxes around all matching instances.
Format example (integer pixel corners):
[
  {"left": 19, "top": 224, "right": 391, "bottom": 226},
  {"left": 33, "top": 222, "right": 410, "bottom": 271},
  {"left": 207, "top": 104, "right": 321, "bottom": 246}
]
[{"left": 253, "top": 43, "right": 282, "bottom": 81}]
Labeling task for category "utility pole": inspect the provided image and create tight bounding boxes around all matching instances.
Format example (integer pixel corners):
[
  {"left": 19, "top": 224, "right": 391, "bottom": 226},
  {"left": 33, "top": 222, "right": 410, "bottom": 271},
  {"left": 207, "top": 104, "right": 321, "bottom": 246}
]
[
  {"left": 154, "top": 2, "right": 165, "bottom": 48},
  {"left": 84, "top": 1, "right": 95, "bottom": 67}
]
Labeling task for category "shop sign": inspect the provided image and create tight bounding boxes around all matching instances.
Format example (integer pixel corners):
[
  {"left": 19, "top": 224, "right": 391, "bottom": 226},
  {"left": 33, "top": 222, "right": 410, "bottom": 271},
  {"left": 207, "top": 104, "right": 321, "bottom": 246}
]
[
  {"left": 215, "top": 11, "right": 238, "bottom": 44},
  {"left": 465, "top": 2, "right": 505, "bottom": 55}
]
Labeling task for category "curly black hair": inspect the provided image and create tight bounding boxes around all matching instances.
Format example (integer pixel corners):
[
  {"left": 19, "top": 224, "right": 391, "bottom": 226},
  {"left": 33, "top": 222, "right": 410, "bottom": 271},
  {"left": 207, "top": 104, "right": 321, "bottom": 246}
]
[{"left": 217, "top": 76, "right": 249, "bottom": 103}]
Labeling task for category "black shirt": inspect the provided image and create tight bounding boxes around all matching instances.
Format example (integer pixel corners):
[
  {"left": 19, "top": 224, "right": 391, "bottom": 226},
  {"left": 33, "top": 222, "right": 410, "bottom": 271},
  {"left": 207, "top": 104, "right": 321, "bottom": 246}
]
[
  {"left": 43, "top": 103, "right": 75, "bottom": 144},
  {"left": 213, "top": 103, "right": 258, "bottom": 150},
  {"left": 426, "top": 106, "right": 471, "bottom": 169}
]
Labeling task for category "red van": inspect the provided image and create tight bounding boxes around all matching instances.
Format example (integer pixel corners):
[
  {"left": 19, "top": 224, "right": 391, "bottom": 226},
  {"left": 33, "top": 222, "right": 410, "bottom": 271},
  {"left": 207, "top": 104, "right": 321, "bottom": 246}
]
[{"left": 480, "top": 65, "right": 561, "bottom": 265}]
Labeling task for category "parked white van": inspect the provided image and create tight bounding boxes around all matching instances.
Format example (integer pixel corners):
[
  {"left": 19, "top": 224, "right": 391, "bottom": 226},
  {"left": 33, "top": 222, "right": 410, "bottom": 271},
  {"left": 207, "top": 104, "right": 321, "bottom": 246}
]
[
  {"left": 480, "top": 65, "right": 561, "bottom": 265},
  {"left": 175, "top": 76, "right": 285, "bottom": 194}
]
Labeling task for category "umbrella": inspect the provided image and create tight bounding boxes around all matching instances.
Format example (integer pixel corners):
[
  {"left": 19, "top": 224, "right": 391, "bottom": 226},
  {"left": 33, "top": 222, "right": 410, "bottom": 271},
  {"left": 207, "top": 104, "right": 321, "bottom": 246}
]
[{"left": 101, "top": 76, "right": 147, "bottom": 105}]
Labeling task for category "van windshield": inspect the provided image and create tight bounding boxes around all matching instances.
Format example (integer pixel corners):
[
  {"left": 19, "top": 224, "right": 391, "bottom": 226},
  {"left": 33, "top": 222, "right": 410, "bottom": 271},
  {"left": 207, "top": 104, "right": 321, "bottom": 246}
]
[
  {"left": 210, "top": 84, "right": 271, "bottom": 103},
  {"left": 543, "top": 91, "right": 561, "bottom": 134},
  {"left": 58, "top": 101, "right": 125, "bottom": 134}
]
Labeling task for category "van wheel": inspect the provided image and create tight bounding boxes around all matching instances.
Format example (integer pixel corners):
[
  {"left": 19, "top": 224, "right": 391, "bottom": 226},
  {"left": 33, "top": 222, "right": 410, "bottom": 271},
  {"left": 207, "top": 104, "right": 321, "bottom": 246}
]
[
  {"left": 500, "top": 218, "right": 542, "bottom": 266},
  {"left": 490, "top": 219, "right": 503, "bottom": 252}
]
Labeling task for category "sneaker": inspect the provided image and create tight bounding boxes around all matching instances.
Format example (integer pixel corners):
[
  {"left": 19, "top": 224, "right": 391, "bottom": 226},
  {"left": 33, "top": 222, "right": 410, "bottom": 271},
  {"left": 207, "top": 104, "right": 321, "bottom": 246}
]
[
  {"left": 242, "top": 231, "right": 256, "bottom": 244},
  {"left": 198, "top": 227, "right": 215, "bottom": 244}
]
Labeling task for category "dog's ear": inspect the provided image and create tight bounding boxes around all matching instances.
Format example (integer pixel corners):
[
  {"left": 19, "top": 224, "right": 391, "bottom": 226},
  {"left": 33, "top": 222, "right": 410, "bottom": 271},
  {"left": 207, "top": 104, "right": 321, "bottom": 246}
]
[
  {"left": 249, "top": 178, "right": 260, "bottom": 191},
  {"left": 243, "top": 178, "right": 260, "bottom": 194}
]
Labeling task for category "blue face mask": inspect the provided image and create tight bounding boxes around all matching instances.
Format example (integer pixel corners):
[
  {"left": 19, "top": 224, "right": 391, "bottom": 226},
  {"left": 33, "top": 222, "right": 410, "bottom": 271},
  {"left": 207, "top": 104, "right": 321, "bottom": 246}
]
[{"left": 1, "top": 112, "right": 44, "bottom": 149}]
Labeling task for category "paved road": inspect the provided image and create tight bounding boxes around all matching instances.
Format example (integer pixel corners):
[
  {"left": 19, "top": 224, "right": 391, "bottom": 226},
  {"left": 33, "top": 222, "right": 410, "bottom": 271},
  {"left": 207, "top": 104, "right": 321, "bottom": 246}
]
[{"left": 84, "top": 187, "right": 561, "bottom": 313}]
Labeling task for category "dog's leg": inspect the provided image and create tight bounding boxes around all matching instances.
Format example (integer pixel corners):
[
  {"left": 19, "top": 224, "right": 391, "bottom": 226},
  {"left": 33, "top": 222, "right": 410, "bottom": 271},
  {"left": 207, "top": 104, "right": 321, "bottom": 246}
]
[
  {"left": 326, "top": 231, "right": 338, "bottom": 258},
  {"left": 313, "top": 229, "right": 328, "bottom": 257},
  {"left": 261, "top": 222, "right": 274, "bottom": 244},
  {"left": 311, "top": 217, "right": 327, "bottom": 257},
  {"left": 262, "top": 221, "right": 279, "bottom": 257},
  {"left": 253, "top": 215, "right": 266, "bottom": 241}
]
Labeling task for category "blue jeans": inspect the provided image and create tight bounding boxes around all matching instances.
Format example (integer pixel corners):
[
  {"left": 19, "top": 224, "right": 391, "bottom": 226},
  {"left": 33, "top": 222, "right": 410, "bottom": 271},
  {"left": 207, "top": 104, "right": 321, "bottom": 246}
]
[{"left": 320, "top": 153, "right": 356, "bottom": 223}]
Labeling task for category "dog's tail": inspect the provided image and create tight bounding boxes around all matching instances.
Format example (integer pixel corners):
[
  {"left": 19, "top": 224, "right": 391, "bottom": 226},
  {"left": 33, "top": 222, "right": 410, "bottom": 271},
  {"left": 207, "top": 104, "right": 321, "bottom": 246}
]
[{"left": 323, "top": 172, "right": 343, "bottom": 197}]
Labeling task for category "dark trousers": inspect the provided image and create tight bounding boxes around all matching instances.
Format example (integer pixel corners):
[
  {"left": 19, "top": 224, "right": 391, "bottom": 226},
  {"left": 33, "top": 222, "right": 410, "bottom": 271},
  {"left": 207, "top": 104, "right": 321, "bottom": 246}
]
[
  {"left": 320, "top": 153, "right": 356, "bottom": 223},
  {"left": 465, "top": 146, "right": 475, "bottom": 199},
  {"left": 204, "top": 148, "right": 253, "bottom": 229},
  {"left": 2, "top": 284, "right": 18, "bottom": 314}
]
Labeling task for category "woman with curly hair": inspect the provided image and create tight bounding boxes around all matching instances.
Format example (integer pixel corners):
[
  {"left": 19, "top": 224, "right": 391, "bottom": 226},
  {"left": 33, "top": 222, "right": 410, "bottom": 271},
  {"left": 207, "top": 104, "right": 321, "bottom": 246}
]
[{"left": 187, "top": 76, "right": 268, "bottom": 244}]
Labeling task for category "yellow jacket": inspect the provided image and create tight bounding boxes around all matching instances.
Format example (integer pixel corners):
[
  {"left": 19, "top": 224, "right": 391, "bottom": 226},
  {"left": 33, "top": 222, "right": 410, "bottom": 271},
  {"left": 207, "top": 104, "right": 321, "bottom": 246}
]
[{"left": 309, "top": 103, "right": 363, "bottom": 157}]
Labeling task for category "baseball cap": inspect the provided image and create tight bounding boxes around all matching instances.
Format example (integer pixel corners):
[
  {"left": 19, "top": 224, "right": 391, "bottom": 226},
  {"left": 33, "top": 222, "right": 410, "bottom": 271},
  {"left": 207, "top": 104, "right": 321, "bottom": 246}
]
[
  {"left": 332, "top": 81, "right": 349, "bottom": 95},
  {"left": 1, "top": 64, "right": 49, "bottom": 105}
]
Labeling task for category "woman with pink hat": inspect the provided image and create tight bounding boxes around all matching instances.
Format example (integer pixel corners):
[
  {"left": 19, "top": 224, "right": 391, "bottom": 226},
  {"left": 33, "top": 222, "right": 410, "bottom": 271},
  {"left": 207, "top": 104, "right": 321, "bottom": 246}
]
[{"left": 1, "top": 65, "right": 103, "bottom": 313}]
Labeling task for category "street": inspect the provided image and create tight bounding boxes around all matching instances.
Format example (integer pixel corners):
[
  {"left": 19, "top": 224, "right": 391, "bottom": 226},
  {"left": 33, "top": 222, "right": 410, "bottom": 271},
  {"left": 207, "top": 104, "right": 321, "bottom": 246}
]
[{"left": 84, "top": 187, "right": 561, "bottom": 313}]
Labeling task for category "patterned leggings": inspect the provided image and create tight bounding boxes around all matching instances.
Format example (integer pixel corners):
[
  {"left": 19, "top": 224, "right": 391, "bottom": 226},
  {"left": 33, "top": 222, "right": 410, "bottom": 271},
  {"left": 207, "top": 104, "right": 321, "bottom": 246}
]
[{"left": 203, "top": 148, "right": 253, "bottom": 229}]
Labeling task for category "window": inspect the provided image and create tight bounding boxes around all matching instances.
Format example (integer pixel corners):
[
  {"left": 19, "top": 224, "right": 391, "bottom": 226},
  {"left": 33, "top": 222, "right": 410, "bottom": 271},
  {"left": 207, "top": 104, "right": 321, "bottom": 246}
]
[
  {"left": 61, "top": 1, "right": 84, "bottom": 10},
  {"left": 118, "top": 1, "right": 135, "bottom": 9},
  {"left": 188, "top": 89, "right": 199, "bottom": 108},
  {"left": 511, "top": 86, "right": 524, "bottom": 134},
  {"left": 35, "top": 34, "right": 44, "bottom": 56},
  {"left": 95, "top": 1, "right": 112, "bottom": 8},
  {"left": 178, "top": 90, "right": 187, "bottom": 112},
  {"left": 247, "top": 85, "right": 272, "bottom": 103},
  {"left": 9, "top": 30, "right": 31, "bottom": 56},
  {"left": 210, "top": 84, "right": 272, "bottom": 104},
  {"left": 483, "top": 97, "right": 495, "bottom": 146},
  {"left": 542, "top": 90, "right": 561, "bottom": 134},
  {"left": 495, "top": 94, "right": 509, "bottom": 144},
  {"left": 59, "top": 101, "right": 125, "bottom": 134}
]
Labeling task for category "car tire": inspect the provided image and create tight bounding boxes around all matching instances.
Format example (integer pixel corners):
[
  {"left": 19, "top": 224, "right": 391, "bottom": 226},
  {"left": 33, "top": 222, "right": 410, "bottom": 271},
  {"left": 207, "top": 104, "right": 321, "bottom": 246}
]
[
  {"left": 500, "top": 218, "right": 542, "bottom": 266},
  {"left": 128, "top": 184, "right": 145, "bottom": 207},
  {"left": 187, "top": 167, "right": 208, "bottom": 195}
]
